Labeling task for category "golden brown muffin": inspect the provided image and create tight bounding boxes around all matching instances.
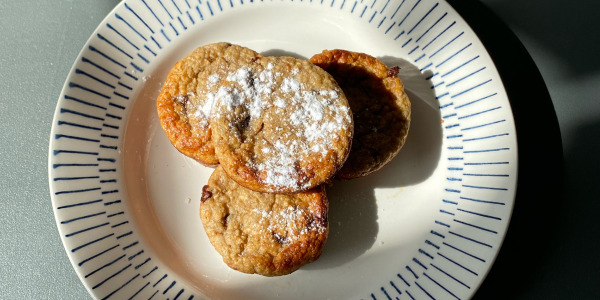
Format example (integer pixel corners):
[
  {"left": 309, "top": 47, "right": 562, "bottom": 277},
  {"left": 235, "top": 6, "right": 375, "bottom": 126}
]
[
  {"left": 200, "top": 166, "right": 329, "bottom": 276},
  {"left": 309, "top": 49, "right": 411, "bottom": 179},
  {"left": 208, "top": 56, "right": 353, "bottom": 193},
  {"left": 156, "top": 42, "right": 262, "bottom": 166}
]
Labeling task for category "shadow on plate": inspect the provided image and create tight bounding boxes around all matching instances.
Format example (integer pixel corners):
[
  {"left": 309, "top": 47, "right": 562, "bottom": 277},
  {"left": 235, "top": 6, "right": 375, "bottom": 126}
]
[
  {"left": 371, "top": 57, "right": 440, "bottom": 189},
  {"left": 446, "top": 1, "right": 565, "bottom": 299},
  {"left": 305, "top": 56, "right": 442, "bottom": 269},
  {"left": 261, "top": 48, "right": 308, "bottom": 59}
]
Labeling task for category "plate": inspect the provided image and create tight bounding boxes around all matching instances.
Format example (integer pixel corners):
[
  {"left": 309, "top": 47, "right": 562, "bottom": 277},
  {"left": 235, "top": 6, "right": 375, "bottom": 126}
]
[{"left": 48, "top": 0, "right": 517, "bottom": 299}]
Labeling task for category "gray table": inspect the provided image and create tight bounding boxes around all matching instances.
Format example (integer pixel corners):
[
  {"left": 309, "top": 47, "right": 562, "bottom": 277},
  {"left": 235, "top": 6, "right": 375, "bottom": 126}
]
[{"left": 1, "top": 1, "right": 598, "bottom": 299}]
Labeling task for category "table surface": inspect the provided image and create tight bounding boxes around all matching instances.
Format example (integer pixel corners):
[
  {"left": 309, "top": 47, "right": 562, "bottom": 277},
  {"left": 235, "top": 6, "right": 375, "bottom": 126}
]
[{"left": 1, "top": 0, "right": 598, "bottom": 299}]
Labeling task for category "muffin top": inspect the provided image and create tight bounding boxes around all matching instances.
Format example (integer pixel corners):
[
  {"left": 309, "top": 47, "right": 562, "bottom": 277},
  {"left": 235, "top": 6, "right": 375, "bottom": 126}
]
[
  {"left": 207, "top": 56, "right": 353, "bottom": 193},
  {"left": 200, "top": 166, "right": 329, "bottom": 276}
]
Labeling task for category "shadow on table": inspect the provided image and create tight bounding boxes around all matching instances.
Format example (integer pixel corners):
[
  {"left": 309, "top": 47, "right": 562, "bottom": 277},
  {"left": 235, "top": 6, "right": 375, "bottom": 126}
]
[{"left": 446, "top": 1, "right": 565, "bottom": 299}]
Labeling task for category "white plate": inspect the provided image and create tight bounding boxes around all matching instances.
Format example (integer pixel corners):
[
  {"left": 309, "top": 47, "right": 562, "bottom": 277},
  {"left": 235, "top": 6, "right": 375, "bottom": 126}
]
[{"left": 49, "top": 0, "right": 517, "bottom": 299}]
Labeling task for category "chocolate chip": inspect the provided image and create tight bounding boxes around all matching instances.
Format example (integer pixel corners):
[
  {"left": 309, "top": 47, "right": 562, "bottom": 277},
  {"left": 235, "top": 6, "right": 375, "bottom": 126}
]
[
  {"left": 201, "top": 185, "right": 212, "bottom": 203},
  {"left": 387, "top": 66, "right": 400, "bottom": 78},
  {"left": 272, "top": 232, "right": 286, "bottom": 244},
  {"left": 174, "top": 95, "right": 189, "bottom": 106},
  {"left": 238, "top": 115, "right": 251, "bottom": 131}
]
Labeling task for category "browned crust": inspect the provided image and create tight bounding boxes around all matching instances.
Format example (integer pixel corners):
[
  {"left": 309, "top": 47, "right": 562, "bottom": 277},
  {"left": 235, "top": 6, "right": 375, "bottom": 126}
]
[
  {"left": 200, "top": 166, "right": 329, "bottom": 276},
  {"left": 157, "top": 72, "right": 218, "bottom": 166},
  {"left": 310, "top": 49, "right": 411, "bottom": 179}
]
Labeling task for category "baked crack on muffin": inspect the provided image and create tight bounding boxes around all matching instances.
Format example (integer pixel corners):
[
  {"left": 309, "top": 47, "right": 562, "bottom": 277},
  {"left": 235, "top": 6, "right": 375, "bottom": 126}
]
[
  {"left": 208, "top": 56, "right": 353, "bottom": 193},
  {"left": 310, "top": 49, "right": 411, "bottom": 179},
  {"left": 200, "top": 166, "right": 329, "bottom": 276},
  {"left": 156, "top": 42, "right": 262, "bottom": 166}
]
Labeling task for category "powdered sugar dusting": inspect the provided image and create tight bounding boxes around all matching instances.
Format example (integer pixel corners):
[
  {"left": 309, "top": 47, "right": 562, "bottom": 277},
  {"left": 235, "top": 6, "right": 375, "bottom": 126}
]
[
  {"left": 208, "top": 73, "right": 220, "bottom": 85},
  {"left": 252, "top": 206, "right": 326, "bottom": 244},
  {"left": 184, "top": 74, "right": 221, "bottom": 128},
  {"left": 209, "top": 59, "right": 352, "bottom": 191},
  {"left": 213, "top": 64, "right": 275, "bottom": 119},
  {"left": 257, "top": 140, "right": 303, "bottom": 189}
]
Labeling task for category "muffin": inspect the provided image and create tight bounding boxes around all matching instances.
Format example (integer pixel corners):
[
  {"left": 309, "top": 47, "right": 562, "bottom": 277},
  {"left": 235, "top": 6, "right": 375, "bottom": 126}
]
[
  {"left": 310, "top": 49, "right": 411, "bottom": 178},
  {"left": 200, "top": 166, "right": 329, "bottom": 276},
  {"left": 156, "top": 42, "right": 262, "bottom": 166}
]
